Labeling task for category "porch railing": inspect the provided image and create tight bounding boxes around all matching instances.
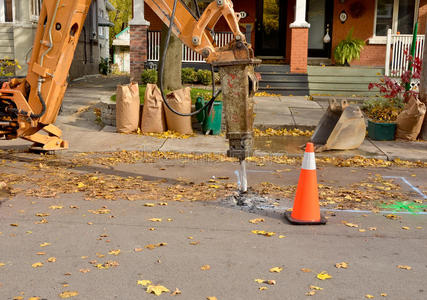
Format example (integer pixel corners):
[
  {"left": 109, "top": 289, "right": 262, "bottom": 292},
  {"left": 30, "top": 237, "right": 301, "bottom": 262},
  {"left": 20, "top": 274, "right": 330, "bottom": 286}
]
[
  {"left": 385, "top": 28, "right": 425, "bottom": 77},
  {"left": 147, "top": 31, "right": 234, "bottom": 63}
]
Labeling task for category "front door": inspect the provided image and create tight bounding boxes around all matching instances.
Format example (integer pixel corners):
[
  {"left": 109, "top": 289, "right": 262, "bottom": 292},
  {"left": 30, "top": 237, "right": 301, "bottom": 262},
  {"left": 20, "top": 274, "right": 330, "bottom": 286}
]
[
  {"left": 307, "top": 0, "right": 333, "bottom": 57},
  {"left": 255, "top": 0, "right": 286, "bottom": 57}
]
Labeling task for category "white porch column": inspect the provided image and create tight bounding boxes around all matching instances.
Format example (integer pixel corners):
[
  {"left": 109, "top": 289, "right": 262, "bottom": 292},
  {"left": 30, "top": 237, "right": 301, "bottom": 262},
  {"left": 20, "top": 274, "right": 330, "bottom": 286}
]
[
  {"left": 290, "top": 0, "right": 310, "bottom": 28},
  {"left": 130, "top": 0, "right": 150, "bottom": 26}
]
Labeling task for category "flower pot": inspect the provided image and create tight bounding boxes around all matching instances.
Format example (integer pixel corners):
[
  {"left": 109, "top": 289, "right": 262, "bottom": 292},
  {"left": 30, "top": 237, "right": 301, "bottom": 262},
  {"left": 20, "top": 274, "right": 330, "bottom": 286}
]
[{"left": 367, "top": 119, "right": 396, "bottom": 141}]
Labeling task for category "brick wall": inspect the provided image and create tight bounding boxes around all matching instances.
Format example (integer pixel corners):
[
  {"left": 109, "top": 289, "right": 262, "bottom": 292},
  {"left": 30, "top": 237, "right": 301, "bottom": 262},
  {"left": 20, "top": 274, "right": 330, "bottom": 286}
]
[
  {"left": 290, "top": 28, "right": 308, "bottom": 73},
  {"left": 419, "top": 0, "right": 427, "bottom": 34},
  {"left": 130, "top": 25, "right": 148, "bottom": 82}
]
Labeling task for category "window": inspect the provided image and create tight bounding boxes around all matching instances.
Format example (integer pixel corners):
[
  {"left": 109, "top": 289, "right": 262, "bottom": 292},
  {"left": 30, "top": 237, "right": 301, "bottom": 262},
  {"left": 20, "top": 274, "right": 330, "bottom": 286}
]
[
  {"left": 0, "top": 0, "right": 14, "bottom": 22},
  {"left": 375, "top": 0, "right": 418, "bottom": 36},
  {"left": 31, "top": 0, "right": 42, "bottom": 21}
]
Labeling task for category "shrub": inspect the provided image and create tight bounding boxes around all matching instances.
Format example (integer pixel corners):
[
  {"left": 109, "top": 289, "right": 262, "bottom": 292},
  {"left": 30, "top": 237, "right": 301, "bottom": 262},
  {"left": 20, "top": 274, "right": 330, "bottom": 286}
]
[
  {"left": 182, "top": 68, "right": 197, "bottom": 84},
  {"left": 362, "top": 98, "right": 404, "bottom": 122},
  {"left": 334, "top": 28, "right": 364, "bottom": 65},
  {"left": 0, "top": 58, "right": 21, "bottom": 76},
  {"left": 99, "top": 57, "right": 110, "bottom": 75},
  {"left": 196, "top": 69, "right": 212, "bottom": 85},
  {"left": 141, "top": 69, "right": 158, "bottom": 84}
]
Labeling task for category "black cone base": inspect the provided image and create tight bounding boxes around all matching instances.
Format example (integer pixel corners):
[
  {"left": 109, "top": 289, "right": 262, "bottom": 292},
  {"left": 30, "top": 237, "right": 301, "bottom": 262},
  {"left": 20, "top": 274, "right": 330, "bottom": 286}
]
[{"left": 284, "top": 211, "right": 327, "bottom": 225}]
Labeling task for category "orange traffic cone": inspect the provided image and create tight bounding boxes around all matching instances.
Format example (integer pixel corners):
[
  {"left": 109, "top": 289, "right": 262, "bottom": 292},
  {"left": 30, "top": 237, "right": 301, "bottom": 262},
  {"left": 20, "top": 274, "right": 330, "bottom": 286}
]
[{"left": 285, "top": 142, "right": 326, "bottom": 225}]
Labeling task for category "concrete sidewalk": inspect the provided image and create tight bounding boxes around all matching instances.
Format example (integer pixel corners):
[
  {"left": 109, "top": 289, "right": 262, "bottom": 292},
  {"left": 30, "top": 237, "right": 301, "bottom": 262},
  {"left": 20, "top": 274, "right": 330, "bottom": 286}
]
[{"left": 0, "top": 75, "right": 426, "bottom": 162}]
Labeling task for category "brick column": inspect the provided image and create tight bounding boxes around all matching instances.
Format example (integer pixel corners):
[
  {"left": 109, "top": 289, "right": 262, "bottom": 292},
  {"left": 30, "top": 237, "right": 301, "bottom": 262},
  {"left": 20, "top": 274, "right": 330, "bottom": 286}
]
[
  {"left": 289, "top": 0, "right": 309, "bottom": 74},
  {"left": 290, "top": 28, "right": 309, "bottom": 73},
  {"left": 130, "top": 25, "right": 148, "bottom": 82},
  {"left": 130, "top": 0, "right": 150, "bottom": 82}
]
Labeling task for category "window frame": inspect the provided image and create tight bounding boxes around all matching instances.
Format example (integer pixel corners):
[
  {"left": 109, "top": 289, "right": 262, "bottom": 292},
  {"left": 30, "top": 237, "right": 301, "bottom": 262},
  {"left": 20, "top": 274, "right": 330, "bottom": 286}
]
[
  {"left": 370, "top": 0, "right": 420, "bottom": 44},
  {"left": 30, "top": 0, "right": 42, "bottom": 22},
  {"left": 0, "top": 0, "right": 15, "bottom": 23}
]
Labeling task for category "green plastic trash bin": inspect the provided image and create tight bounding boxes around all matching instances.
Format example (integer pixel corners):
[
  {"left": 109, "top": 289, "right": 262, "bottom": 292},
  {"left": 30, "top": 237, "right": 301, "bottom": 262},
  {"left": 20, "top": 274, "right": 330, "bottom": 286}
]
[{"left": 195, "top": 97, "right": 222, "bottom": 135}]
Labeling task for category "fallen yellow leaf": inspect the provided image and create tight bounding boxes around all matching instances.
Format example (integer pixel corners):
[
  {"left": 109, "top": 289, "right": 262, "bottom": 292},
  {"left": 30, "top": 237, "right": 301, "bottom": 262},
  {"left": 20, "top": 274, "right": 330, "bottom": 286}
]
[
  {"left": 137, "top": 280, "right": 152, "bottom": 286},
  {"left": 10, "top": 223, "right": 18, "bottom": 227},
  {"left": 259, "top": 287, "right": 268, "bottom": 291},
  {"left": 146, "top": 285, "right": 170, "bottom": 296},
  {"left": 144, "top": 203, "right": 155, "bottom": 207},
  {"left": 397, "top": 265, "right": 412, "bottom": 270},
  {"left": 278, "top": 235, "right": 286, "bottom": 239},
  {"left": 343, "top": 221, "right": 359, "bottom": 228},
  {"left": 201, "top": 265, "right": 211, "bottom": 271},
  {"left": 310, "top": 285, "right": 323, "bottom": 290},
  {"left": 35, "top": 213, "right": 50, "bottom": 217},
  {"left": 301, "top": 268, "right": 312, "bottom": 273},
  {"left": 381, "top": 293, "right": 388, "bottom": 297},
  {"left": 148, "top": 218, "right": 162, "bottom": 222},
  {"left": 171, "top": 288, "right": 182, "bottom": 295},
  {"left": 59, "top": 291, "right": 79, "bottom": 298},
  {"left": 251, "top": 230, "right": 275, "bottom": 237},
  {"left": 0, "top": 262, "right": 5, "bottom": 267},
  {"left": 249, "top": 218, "right": 264, "bottom": 224},
  {"left": 207, "top": 297, "right": 218, "bottom": 300},
  {"left": 108, "top": 249, "right": 121, "bottom": 256},
  {"left": 40, "top": 242, "right": 51, "bottom": 247},
  {"left": 49, "top": 205, "right": 63, "bottom": 210},
  {"left": 317, "top": 271, "right": 332, "bottom": 280},
  {"left": 254, "top": 279, "right": 264, "bottom": 283},
  {"left": 402, "top": 226, "right": 410, "bottom": 230},
  {"left": 335, "top": 262, "right": 349, "bottom": 269},
  {"left": 79, "top": 268, "right": 90, "bottom": 273},
  {"left": 159, "top": 202, "right": 168, "bottom": 206},
  {"left": 28, "top": 298, "right": 40, "bottom": 300},
  {"left": 306, "top": 291, "right": 316, "bottom": 296},
  {"left": 269, "top": 267, "right": 283, "bottom": 273},
  {"left": 134, "top": 248, "right": 143, "bottom": 252},
  {"left": 47, "top": 257, "right": 56, "bottom": 263},
  {"left": 32, "top": 262, "right": 43, "bottom": 268},
  {"left": 365, "top": 295, "right": 374, "bottom": 299}
]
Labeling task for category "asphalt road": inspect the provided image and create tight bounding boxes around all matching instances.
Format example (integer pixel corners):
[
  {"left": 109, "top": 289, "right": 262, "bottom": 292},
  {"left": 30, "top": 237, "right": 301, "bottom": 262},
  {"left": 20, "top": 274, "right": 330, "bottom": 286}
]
[{"left": 1, "top": 152, "right": 427, "bottom": 300}]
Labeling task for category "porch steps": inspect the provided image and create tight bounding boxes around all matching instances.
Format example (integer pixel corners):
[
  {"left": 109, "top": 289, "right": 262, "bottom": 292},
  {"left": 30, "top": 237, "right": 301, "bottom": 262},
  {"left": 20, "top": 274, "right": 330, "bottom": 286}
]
[
  {"left": 255, "top": 64, "right": 309, "bottom": 96},
  {"left": 308, "top": 66, "right": 384, "bottom": 97}
]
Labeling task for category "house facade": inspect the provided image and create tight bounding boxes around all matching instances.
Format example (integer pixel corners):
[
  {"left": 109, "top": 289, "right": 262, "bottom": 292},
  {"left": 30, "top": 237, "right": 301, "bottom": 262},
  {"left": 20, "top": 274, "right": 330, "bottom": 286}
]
[
  {"left": 0, "top": 0, "right": 114, "bottom": 79},
  {"left": 129, "top": 0, "right": 427, "bottom": 81},
  {"left": 112, "top": 26, "right": 131, "bottom": 73}
]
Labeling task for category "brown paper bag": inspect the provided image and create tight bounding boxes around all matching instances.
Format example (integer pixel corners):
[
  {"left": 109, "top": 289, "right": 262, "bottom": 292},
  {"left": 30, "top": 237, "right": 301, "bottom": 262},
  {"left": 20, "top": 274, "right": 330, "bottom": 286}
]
[
  {"left": 396, "top": 96, "right": 426, "bottom": 141},
  {"left": 116, "top": 82, "right": 140, "bottom": 133},
  {"left": 163, "top": 87, "right": 193, "bottom": 134},
  {"left": 140, "top": 84, "right": 167, "bottom": 133}
]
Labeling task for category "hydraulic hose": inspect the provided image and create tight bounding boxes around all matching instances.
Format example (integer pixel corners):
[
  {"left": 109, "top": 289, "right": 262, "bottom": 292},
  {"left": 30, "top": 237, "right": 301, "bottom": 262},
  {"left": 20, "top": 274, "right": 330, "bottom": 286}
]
[
  {"left": 7, "top": 90, "right": 46, "bottom": 119},
  {"left": 159, "top": 0, "right": 221, "bottom": 117}
]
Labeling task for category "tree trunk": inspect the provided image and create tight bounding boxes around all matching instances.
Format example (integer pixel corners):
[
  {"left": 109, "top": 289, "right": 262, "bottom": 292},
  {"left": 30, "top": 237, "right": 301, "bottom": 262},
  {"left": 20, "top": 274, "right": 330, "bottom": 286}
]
[
  {"left": 158, "top": 24, "right": 182, "bottom": 91},
  {"left": 419, "top": 25, "right": 427, "bottom": 140}
]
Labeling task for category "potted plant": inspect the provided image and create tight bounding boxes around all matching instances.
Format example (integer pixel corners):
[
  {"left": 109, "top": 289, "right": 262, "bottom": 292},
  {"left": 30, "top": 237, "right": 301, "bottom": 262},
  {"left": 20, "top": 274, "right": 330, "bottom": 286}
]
[
  {"left": 334, "top": 28, "right": 365, "bottom": 66},
  {"left": 366, "top": 51, "right": 422, "bottom": 140},
  {"left": 362, "top": 98, "right": 404, "bottom": 140}
]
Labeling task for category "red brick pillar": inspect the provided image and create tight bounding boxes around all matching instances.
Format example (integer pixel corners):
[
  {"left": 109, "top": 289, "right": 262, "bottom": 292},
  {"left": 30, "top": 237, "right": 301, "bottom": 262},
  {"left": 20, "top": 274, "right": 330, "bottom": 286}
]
[
  {"left": 290, "top": 27, "right": 309, "bottom": 73},
  {"left": 130, "top": 24, "right": 148, "bottom": 82}
]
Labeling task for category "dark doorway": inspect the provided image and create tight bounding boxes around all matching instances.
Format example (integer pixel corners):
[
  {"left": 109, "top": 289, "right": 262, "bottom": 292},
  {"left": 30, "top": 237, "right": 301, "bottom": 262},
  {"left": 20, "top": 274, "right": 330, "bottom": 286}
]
[
  {"left": 255, "top": 0, "right": 286, "bottom": 57},
  {"left": 307, "top": 0, "right": 333, "bottom": 57}
]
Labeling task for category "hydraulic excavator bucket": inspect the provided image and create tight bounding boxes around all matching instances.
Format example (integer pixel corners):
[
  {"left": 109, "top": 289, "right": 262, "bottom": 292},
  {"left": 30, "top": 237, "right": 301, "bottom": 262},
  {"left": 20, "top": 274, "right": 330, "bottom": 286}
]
[{"left": 311, "top": 99, "right": 366, "bottom": 152}]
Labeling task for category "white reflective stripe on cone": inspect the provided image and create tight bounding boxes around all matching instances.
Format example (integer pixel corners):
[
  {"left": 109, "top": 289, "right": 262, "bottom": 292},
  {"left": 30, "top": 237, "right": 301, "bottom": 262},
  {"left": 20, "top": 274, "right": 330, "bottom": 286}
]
[{"left": 301, "top": 152, "right": 316, "bottom": 170}]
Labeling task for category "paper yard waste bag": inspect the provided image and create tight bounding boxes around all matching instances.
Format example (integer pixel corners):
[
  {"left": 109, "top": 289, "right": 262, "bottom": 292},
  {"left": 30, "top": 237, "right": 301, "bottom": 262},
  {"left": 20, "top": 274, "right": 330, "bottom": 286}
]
[
  {"left": 116, "top": 82, "right": 140, "bottom": 133},
  {"left": 396, "top": 96, "right": 426, "bottom": 141},
  {"left": 163, "top": 87, "right": 193, "bottom": 134},
  {"left": 140, "top": 84, "right": 167, "bottom": 133}
]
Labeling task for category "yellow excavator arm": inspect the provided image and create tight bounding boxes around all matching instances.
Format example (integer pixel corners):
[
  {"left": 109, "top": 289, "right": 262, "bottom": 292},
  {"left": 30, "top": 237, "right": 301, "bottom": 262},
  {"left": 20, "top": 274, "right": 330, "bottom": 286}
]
[
  {"left": 0, "top": 0, "right": 92, "bottom": 150},
  {"left": 0, "top": 0, "right": 259, "bottom": 159}
]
